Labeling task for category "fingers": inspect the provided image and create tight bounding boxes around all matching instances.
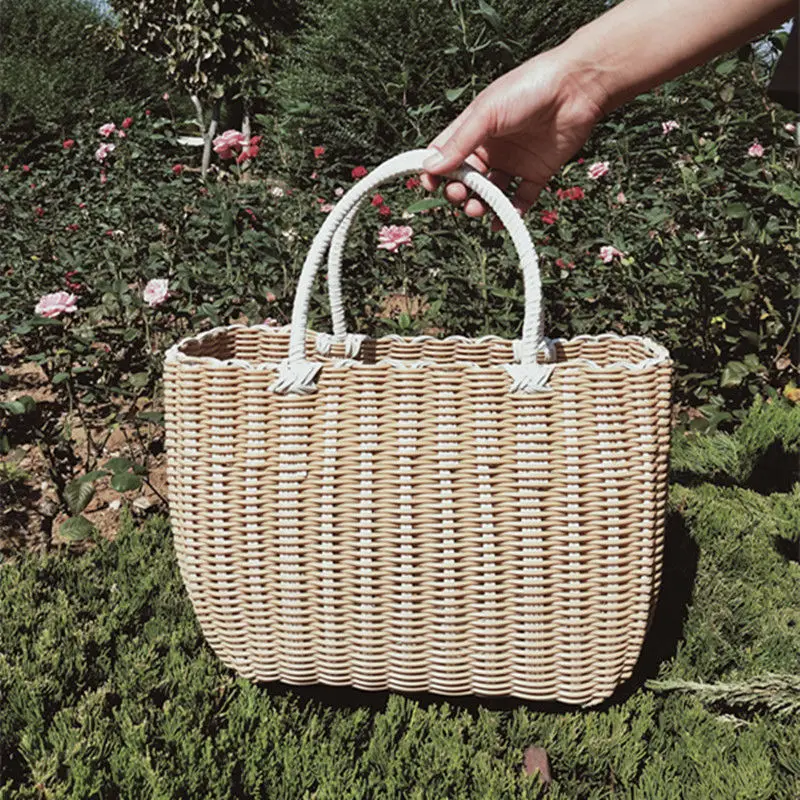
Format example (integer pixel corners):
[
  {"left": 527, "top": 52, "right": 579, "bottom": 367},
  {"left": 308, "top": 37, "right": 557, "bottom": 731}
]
[{"left": 422, "top": 100, "right": 494, "bottom": 177}]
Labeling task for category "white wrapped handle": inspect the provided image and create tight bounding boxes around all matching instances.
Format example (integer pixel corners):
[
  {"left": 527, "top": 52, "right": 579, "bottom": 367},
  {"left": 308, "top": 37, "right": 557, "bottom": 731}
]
[{"left": 270, "top": 148, "right": 547, "bottom": 395}]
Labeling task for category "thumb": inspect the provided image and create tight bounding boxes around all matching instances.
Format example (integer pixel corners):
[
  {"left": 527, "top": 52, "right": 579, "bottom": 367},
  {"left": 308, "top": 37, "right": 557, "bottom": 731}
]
[{"left": 422, "top": 104, "right": 492, "bottom": 174}]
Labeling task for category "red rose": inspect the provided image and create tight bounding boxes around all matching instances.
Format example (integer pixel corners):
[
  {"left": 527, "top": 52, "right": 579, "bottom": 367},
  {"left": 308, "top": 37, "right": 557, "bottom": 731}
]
[
  {"left": 371, "top": 194, "right": 384, "bottom": 207},
  {"left": 63, "top": 139, "right": 75, "bottom": 150},
  {"left": 313, "top": 146, "right": 325, "bottom": 159},
  {"left": 351, "top": 165, "right": 368, "bottom": 179},
  {"left": 405, "top": 177, "right": 420, "bottom": 190},
  {"left": 378, "top": 204, "right": 391, "bottom": 218},
  {"left": 540, "top": 209, "right": 559, "bottom": 225},
  {"left": 172, "top": 164, "right": 184, "bottom": 175},
  {"left": 121, "top": 117, "right": 134, "bottom": 130}
]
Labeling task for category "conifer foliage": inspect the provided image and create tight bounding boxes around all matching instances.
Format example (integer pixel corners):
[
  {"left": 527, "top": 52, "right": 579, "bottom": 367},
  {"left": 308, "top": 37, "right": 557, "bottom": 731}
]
[{"left": 1, "top": 399, "right": 799, "bottom": 797}]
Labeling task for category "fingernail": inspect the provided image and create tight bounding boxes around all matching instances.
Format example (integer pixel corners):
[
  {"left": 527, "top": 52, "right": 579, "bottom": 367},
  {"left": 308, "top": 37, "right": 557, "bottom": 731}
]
[{"left": 423, "top": 149, "right": 445, "bottom": 170}]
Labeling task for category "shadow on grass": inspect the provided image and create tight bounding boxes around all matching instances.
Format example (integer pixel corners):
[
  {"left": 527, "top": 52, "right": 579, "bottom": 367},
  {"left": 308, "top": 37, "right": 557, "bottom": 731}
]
[
  {"left": 256, "top": 512, "right": 699, "bottom": 718},
  {"left": 748, "top": 441, "right": 799, "bottom": 495}
]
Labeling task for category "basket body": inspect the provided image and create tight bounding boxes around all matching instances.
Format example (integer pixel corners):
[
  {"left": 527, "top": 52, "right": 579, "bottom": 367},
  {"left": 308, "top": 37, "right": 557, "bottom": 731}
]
[{"left": 164, "top": 325, "right": 671, "bottom": 705}]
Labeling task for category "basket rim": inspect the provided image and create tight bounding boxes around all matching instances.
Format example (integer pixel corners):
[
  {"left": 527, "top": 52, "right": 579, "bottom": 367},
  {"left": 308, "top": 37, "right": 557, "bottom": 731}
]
[{"left": 163, "top": 323, "right": 671, "bottom": 373}]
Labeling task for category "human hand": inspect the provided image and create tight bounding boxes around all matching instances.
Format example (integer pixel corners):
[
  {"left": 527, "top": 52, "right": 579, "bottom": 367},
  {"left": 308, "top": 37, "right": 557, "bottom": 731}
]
[{"left": 420, "top": 49, "right": 608, "bottom": 225}]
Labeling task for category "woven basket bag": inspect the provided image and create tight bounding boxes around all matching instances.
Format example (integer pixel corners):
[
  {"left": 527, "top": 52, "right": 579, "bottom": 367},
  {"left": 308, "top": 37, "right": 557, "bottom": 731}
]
[{"left": 164, "top": 149, "right": 672, "bottom": 706}]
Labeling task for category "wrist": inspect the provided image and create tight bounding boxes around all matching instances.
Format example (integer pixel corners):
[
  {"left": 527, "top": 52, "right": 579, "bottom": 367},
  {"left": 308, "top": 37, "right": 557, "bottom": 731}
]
[{"left": 543, "top": 40, "right": 616, "bottom": 122}]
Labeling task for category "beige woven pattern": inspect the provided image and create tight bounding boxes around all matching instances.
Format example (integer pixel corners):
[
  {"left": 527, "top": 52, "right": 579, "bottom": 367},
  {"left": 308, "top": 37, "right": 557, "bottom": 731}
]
[{"left": 164, "top": 326, "right": 671, "bottom": 705}]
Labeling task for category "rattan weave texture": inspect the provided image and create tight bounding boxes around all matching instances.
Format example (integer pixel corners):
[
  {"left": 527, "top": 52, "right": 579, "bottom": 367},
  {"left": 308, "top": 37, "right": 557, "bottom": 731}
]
[{"left": 163, "top": 150, "right": 672, "bottom": 705}]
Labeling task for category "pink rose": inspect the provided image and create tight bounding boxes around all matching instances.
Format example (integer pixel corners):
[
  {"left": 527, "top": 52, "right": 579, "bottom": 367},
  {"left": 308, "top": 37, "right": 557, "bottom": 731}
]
[
  {"left": 333, "top": 187, "right": 344, "bottom": 197},
  {"left": 266, "top": 292, "right": 277, "bottom": 303},
  {"left": 121, "top": 117, "right": 134, "bottom": 130},
  {"left": 63, "top": 139, "right": 75, "bottom": 150},
  {"left": 212, "top": 130, "right": 247, "bottom": 160},
  {"left": 377, "top": 225, "right": 413, "bottom": 253},
  {"left": 172, "top": 164, "right": 184, "bottom": 176},
  {"left": 95, "top": 143, "right": 115, "bottom": 162},
  {"left": 616, "top": 191, "right": 627, "bottom": 204},
  {"left": 587, "top": 161, "right": 610, "bottom": 180},
  {"left": 785, "top": 123, "right": 797, "bottom": 134},
  {"left": 599, "top": 245, "right": 624, "bottom": 263},
  {"left": 143, "top": 278, "right": 169, "bottom": 308},
  {"left": 22, "top": 164, "right": 30, "bottom": 173},
  {"left": 162, "top": 92, "right": 170, "bottom": 101},
  {"left": 313, "top": 146, "right": 325, "bottom": 158},
  {"left": 35, "top": 291, "right": 78, "bottom": 318},
  {"left": 319, "top": 203, "right": 334, "bottom": 213},
  {"left": 747, "top": 142, "right": 764, "bottom": 158},
  {"left": 98, "top": 122, "right": 116, "bottom": 138},
  {"left": 661, "top": 120, "right": 680, "bottom": 135}
]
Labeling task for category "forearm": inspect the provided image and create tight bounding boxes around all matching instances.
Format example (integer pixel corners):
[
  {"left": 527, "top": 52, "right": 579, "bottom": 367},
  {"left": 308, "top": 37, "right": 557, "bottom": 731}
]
[{"left": 555, "top": 0, "right": 795, "bottom": 115}]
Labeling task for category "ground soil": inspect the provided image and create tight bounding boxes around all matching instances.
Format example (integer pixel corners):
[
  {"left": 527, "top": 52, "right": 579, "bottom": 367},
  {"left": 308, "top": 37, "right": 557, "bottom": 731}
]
[{"left": 1, "top": 343, "right": 168, "bottom": 556}]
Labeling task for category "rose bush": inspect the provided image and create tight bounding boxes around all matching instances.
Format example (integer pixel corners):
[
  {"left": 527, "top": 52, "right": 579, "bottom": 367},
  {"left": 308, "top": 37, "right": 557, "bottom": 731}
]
[{"left": 0, "top": 37, "right": 798, "bottom": 540}]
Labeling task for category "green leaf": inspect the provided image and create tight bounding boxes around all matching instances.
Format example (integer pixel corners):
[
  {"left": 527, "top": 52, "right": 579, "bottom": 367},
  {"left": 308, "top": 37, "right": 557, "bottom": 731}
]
[
  {"left": 59, "top": 515, "right": 96, "bottom": 542},
  {"left": 723, "top": 203, "right": 748, "bottom": 218},
  {"left": 64, "top": 478, "right": 96, "bottom": 515},
  {"left": 128, "top": 372, "right": 150, "bottom": 388},
  {"left": 444, "top": 84, "right": 469, "bottom": 103},
  {"left": 0, "top": 395, "right": 36, "bottom": 415},
  {"left": 52, "top": 372, "right": 71, "bottom": 385},
  {"left": 104, "top": 457, "right": 136, "bottom": 473},
  {"left": 476, "top": 0, "right": 503, "bottom": 32},
  {"left": 137, "top": 412, "right": 164, "bottom": 425},
  {"left": 715, "top": 58, "right": 738, "bottom": 75},
  {"left": 720, "top": 360, "right": 749, "bottom": 388},
  {"left": 772, "top": 183, "right": 800, "bottom": 207},
  {"left": 742, "top": 353, "right": 764, "bottom": 372},
  {"left": 719, "top": 83, "right": 735, "bottom": 103},
  {"left": 405, "top": 198, "right": 447, "bottom": 214},
  {"left": 111, "top": 472, "right": 143, "bottom": 493}
]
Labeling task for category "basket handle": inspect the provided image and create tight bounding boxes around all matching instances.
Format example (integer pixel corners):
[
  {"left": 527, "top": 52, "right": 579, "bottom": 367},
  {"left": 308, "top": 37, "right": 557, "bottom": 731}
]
[{"left": 271, "top": 148, "right": 547, "bottom": 395}]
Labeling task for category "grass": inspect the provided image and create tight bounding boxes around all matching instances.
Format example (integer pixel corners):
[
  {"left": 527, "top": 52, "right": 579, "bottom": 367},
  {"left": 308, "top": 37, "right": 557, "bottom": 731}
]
[{"left": 1, "top": 397, "right": 799, "bottom": 798}]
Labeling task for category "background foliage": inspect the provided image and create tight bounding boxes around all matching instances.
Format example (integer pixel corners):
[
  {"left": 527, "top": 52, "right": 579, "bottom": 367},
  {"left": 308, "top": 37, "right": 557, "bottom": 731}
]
[{"left": 0, "top": 0, "right": 162, "bottom": 140}]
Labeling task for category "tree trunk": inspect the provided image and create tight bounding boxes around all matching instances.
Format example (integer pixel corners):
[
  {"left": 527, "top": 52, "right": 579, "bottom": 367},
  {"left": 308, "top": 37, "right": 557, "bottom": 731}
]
[{"left": 192, "top": 95, "right": 221, "bottom": 179}]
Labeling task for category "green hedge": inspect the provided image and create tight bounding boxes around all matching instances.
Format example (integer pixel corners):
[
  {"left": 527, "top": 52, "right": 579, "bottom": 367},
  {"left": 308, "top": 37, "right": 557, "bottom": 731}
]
[
  {"left": 272, "top": 0, "right": 609, "bottom": 165},
  {"left": 2, "top": 399, "right": 800, "bottom": 798},
  {"left": 0, "top": 0, "right": 163, "bottom": 139}
]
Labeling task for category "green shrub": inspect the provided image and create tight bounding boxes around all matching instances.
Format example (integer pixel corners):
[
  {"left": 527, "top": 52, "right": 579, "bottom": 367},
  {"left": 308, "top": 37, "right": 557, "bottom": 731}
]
[
  {"left": 1, "top": 401, "right": 800, "bottom": 797},
  {"left": 0, "top": 0, "right": 162, "bottom": 139},
  {"left": 271, "top": 0, "right": 608, "bottom": 167}
]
